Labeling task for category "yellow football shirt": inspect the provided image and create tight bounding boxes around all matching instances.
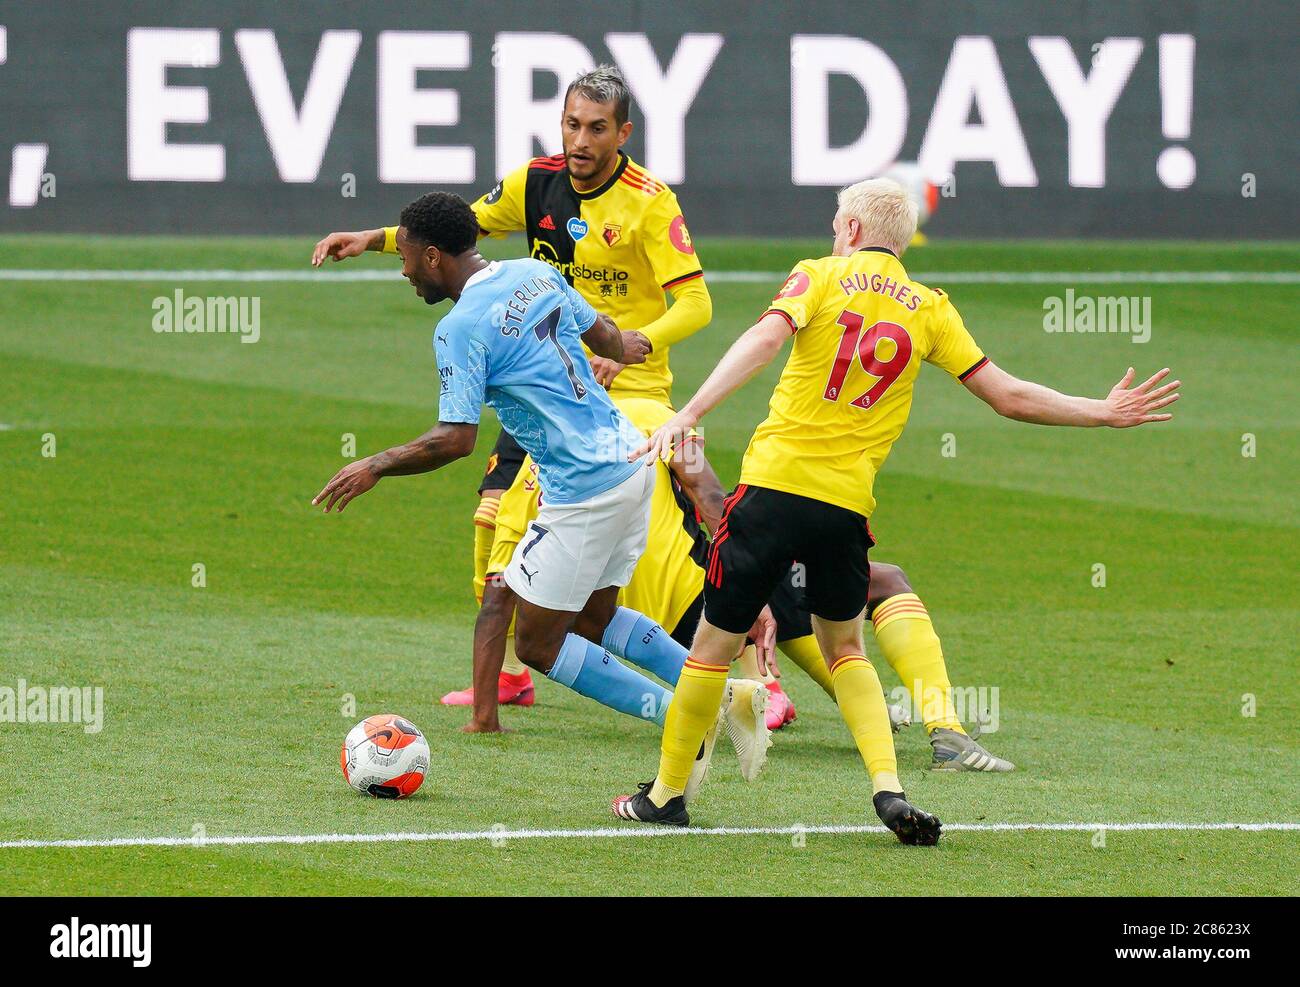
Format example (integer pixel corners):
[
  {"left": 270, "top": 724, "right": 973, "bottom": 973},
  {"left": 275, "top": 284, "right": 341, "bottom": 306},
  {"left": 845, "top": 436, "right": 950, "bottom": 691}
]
[
  {"left": 739, "top": 248, "right": 987, "bottom": 518},
  {"left": 487, "top": 397, "right": 705, "bottom": 633},
  {"left": 386, "top": 153, "right": 703, "bottom": 406}
]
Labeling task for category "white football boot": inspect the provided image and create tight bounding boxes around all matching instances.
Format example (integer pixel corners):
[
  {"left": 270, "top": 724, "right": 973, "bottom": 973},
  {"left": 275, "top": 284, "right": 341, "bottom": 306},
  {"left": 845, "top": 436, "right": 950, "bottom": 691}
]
[
  {"left": 683, "top": 716, "right": 721, "bottom": 803},
  {"left": 722, "top": 679, "right": 772, "bottom": 782}
]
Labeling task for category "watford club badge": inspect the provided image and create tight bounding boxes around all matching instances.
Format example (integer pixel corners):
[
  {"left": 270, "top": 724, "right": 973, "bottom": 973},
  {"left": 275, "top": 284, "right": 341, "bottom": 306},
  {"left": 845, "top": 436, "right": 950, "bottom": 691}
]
[{"left": 602, "top": 223, "right": 622, "bottom": 247}]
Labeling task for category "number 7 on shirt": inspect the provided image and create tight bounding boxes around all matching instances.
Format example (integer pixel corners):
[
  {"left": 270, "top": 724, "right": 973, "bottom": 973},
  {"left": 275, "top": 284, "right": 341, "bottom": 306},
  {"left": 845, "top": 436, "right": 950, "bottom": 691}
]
[{"left": 535, "top": 304, "right": 588, "bottom": 400}]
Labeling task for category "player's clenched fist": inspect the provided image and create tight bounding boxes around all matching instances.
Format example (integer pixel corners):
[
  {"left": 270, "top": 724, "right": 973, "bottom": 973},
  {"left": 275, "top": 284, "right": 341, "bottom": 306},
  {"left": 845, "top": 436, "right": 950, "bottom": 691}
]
[
  {"left": 1103, "top": 367, "right": 1182, "bottom": 427},
  {"left": 313, "top": 458, "right": 381, "bottom": 513},
  {"left": 310, "top": 229, "right": 384, "bottom": 267},
  {"left": 619, "top": 330, "right": 652, "bottom": 365}
]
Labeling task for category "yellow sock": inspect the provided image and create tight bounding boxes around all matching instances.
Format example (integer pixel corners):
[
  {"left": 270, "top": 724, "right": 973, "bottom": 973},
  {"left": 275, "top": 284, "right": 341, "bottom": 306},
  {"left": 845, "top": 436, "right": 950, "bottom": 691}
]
[
  {"left": 471, "top": 495, "right": 500, "bottom": 605},
  {"left": 735, "top": 644, "right": 777, "bottom": 685},
  {"left": 872, "top": 593, "right": 963, "bottom": 735},
  {"left": 778, "top": 635, "right": 834, "bottom": 698},
  {"left": 651, "top": 659, "right": 729, "bottom": 804},
  {"left": 830, "top": 655, "right": 901, "bottom": 795}
]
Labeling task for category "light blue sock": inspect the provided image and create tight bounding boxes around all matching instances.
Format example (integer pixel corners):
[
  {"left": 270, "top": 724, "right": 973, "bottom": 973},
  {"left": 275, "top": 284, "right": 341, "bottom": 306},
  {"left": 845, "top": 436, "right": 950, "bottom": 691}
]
[
  {"left": 601, "top": 606, "right": 688, "bottom": 686},
  {"left": 547, "top": 633, "right": 672, "bottom": 726}
]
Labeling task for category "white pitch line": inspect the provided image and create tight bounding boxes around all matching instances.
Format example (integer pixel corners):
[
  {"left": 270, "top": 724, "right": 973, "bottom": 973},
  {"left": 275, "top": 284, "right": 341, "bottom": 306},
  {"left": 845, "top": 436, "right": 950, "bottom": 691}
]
[
  {"left": 1, "top": 821, "right": 1296, "bottom": 850},
  {"left": 0, "top": 269, "right": 1295, "bottom": 285}
]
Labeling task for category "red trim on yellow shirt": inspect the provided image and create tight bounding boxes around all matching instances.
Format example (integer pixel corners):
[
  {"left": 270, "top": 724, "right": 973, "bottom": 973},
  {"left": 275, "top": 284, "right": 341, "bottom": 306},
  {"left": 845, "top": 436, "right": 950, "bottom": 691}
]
[
  {"left": 662, "top": 270, "right": 703, "bottom": 290},
  {"left": 762, "top": 308, "right": 799, "bottom": 334}
]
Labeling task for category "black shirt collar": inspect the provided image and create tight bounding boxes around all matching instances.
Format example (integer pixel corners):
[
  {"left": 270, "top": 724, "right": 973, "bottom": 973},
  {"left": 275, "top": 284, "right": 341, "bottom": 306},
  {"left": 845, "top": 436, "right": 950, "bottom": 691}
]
[{"left": 856, "top": 245, "right": 899, "bottom": 258}]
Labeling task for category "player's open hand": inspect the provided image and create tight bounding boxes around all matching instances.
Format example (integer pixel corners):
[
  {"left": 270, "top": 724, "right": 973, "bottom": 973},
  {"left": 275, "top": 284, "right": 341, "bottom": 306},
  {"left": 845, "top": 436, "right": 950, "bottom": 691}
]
[
  {"left": 589, "top": 356, "right": 626, "bottom": 388},
  {"left": 619, "top": 330, "right": 652, "bottom": 365},
  {"left": 629, "top": 412, "right": 698, "bottom": 464},
  {"left": 749, "top": 606, "right": 780, "bottom": 678},
  {"left": 311, "top": 230, "right": 374, "bottom": 267},
  {"left": 1103, "top": 367, "right": 1181, "bottom": 427},
  {"left": 312, "top": 458, "right": 380, "bottom": 512}
]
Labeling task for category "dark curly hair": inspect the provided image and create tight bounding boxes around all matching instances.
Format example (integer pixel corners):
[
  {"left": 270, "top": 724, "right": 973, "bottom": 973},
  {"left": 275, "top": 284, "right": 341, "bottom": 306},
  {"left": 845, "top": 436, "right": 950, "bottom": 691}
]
[{"left": 399, "top": 192, "right": 479, "bottom": 255}]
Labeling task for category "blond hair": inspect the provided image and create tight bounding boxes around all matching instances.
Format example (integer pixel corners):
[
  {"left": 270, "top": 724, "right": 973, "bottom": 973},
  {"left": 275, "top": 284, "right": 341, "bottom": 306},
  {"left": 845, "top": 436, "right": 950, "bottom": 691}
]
[{"left": 836, "top": 178, "right": 918, "bottom": 256}]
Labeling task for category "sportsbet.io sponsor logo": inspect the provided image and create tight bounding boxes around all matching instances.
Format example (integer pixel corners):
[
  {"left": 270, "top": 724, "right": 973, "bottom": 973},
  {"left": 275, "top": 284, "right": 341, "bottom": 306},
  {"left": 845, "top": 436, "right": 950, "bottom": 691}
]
[
  {"left": 530, "top": 239, "right": 630, "bottom": 286},
  {"left": 50, "top": 917, "right": 152, "bottom": 967}
]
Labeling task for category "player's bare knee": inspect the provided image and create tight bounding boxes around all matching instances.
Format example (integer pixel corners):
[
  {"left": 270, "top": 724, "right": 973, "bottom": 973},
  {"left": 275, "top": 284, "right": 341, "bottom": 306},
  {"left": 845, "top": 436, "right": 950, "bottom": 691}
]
[
  {"left": 512, "top": 633, "right": 555, "bottom": 674},
  {"left": 810, "top": 614, "right": 866, "bottom": 667},
  {"left": 689, "top": 617, "right": 745, "bottom": 668},
  {"left": 513, "top": 606, "right": 573, "bottom": 674},
  {"left": 571, "top": 612, "right": 604, "bottom": 647},
  {"left": 867, "top": 562, "right": 911, "bottom": 610},
  {"left": 573, "top": 586, "right": 619, "bottom": 645}
]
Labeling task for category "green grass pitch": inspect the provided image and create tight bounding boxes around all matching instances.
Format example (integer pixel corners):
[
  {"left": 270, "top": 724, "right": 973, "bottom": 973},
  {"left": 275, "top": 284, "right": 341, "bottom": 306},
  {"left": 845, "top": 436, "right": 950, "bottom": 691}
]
[{"left": 1, "top": 236, "right": 1296, "bottom": 895}]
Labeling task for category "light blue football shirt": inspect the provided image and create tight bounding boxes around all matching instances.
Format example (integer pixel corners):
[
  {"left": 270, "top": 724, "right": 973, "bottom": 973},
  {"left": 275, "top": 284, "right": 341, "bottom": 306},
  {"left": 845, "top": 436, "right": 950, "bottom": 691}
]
[{"left": 434, "top": 258, "right": 643, "bottom": 505}]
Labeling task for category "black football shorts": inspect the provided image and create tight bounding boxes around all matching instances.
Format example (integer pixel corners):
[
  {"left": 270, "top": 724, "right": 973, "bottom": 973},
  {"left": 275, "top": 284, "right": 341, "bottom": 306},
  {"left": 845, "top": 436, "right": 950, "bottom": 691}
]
[
  {"left": 477, "top": 430, "right": 528, "bottom": 496},
  {"left": 703, "top": 485, "right": 873, "bottom": 635},
  {"left": 766, "top": 564, "right": 814, "bottom": 643}
]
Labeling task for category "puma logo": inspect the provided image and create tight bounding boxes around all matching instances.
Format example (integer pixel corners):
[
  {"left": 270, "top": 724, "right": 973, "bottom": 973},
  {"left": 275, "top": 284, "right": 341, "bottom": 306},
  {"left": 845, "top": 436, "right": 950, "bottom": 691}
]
[{"left": 519, "top": 564, "right": 538, "bottom": 586}]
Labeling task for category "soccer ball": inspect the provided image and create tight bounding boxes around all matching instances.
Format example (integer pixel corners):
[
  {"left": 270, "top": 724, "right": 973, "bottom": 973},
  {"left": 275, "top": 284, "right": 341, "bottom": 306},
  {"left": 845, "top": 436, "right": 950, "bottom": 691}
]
[
  {"left": 880, "top": 161, "right": 940, "bottom": 227},
  {"left": 340, "top": 714, "right": 430, "bottom": 799}
]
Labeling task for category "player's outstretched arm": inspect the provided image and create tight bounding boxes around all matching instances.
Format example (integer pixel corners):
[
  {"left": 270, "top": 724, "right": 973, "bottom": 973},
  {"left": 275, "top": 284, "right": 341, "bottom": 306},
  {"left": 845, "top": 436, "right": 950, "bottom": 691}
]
[
  {"left": 310, "top": 228, "right": 386, "bottom": 267},
  {"left": 963, "top": 361, "right": 1181, "bottom": 428},
  {"left": 631, "top": 312, "right": 790, "bottom": 462},
  {"left": 312, "top": 422, "right": 478, "bottom": 512}
]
